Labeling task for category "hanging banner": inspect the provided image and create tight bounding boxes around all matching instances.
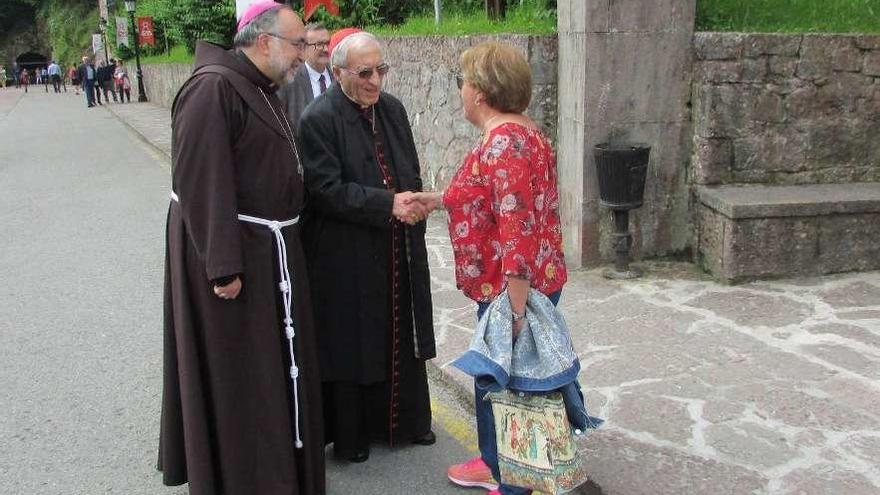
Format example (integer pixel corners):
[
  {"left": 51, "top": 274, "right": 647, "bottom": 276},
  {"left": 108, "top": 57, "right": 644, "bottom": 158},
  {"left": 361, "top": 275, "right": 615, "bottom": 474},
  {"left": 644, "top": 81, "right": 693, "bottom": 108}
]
[
  {"left": 137, "top": 16, "right": 155, "bottom": 46},
  {"left": 92, "top": 33, "right": 104, "bottom": 55},
  {"left": 116, "top": 16, "right": 129, "bottom": 48},
  {"left": 304, "top": 0, "right": 340, "bottom": 20}
]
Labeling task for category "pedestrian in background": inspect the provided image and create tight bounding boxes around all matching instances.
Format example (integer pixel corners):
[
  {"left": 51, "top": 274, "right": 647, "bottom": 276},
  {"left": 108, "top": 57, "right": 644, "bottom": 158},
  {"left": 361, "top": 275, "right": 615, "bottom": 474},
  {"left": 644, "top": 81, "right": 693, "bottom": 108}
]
[
  {"left": 69, "top": 64, "right": 80, "bottom": 95},
  {"left": 277, "top": 21, "right": 333, "bottom": 130},
  {"left": 34, "top": 67, "right": 42, "bottom": 85},
  {"left": 48, "top": 60, "right": 62, "bottom": 93},
  {"left": 77, "top": 57, "right": 96, "bottom": 107},
  {"left": 114, "top": 61, "right": 131, "bottom": 103},
  {"left": 99, "top": 59, "right": 118, "bottom": 103},
  {"left": 0, "top": 66, "right": 6, "bottom": 89},
  {"left": 20, "top": 69, "right": 29, "bottom": 93}
]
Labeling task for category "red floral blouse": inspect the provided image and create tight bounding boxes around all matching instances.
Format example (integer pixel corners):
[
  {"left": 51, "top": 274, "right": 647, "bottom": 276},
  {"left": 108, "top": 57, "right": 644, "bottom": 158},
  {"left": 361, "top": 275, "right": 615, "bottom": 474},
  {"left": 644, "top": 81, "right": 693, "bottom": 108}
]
[{"left": 442, "top": 123, "right": 568, "bottom": 302}]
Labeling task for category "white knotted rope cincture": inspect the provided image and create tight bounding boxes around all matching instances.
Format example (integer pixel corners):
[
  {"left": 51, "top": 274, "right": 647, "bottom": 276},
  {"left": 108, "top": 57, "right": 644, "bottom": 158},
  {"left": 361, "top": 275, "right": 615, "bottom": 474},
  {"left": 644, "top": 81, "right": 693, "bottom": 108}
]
[{"left": 171, "top": 192, "right": 304, "bottom": 449}]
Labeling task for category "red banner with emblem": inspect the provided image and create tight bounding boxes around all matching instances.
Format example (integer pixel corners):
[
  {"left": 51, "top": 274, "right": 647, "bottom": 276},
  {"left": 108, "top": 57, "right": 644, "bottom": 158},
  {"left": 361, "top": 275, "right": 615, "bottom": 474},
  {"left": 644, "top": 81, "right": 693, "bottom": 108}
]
[
  {"left": 137, "top": 16, "right": 155, "bottom": 47},
  {"left": 304, "top": 0, "right": 339, "bottom": 20}
]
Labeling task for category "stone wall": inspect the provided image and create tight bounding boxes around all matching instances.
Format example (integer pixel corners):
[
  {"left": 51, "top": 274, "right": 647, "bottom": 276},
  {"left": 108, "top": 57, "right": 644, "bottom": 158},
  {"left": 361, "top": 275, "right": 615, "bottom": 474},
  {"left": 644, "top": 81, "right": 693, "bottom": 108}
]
[
  {"left": 139, "top": 35, "right": 557, "bottom": 192},
  {"left": 692, "top": 33, "right": 880, "bottom": 186}
]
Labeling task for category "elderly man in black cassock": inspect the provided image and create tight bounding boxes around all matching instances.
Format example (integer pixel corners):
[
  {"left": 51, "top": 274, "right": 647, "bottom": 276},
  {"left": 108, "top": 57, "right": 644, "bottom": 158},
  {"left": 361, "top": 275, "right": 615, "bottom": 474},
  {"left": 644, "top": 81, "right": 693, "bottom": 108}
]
[
  {"left": 298, "top": 31, "right": 437, "bottom": 463},
  {"left": 158, "top": 2, "right": 325, "bottom": 494}
]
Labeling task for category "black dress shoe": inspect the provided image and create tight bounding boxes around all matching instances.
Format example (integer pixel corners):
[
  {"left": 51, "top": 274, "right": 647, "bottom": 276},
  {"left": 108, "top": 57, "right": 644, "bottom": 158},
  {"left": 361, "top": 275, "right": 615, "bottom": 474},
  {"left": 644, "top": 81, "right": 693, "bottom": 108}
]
[
  {"left": 348, "top": 449, "right": 370, "bottom": 463},
  {"left": 412, "top": 431, "right": 436, "bottom": 446}
]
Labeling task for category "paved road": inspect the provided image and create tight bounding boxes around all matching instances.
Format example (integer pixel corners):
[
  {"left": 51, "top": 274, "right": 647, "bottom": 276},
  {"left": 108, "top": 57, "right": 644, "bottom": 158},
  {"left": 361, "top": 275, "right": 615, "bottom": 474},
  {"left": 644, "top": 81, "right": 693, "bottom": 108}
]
[
  {"left": 0, "top": 89, "right": 476, "bottom": 495},
  {"left": 6, "top": 87, "right": 880, "bottom": 495}
]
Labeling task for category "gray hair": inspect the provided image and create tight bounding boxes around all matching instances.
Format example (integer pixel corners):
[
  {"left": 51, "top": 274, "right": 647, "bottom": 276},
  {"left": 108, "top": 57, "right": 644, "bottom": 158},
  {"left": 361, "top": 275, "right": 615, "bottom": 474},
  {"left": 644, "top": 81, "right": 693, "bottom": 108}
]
[
  {"left": 330, "top": 32, "right": 382, "bottom": 69},
  {"left": 233, "top": 4, "right": 291, "bottom": 48},
  {"left": 304, "top": 22, "right": 327, "bottom": 33}
]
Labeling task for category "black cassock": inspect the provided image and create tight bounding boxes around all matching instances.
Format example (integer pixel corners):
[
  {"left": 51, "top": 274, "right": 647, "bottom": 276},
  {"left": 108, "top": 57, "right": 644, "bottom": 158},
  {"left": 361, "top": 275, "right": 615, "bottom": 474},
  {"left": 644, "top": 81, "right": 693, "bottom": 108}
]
[
  {"left": 299, "top": 85, "right": 436, "bottom": 458},
  {"left": 159, "top": 42, "right": 325, "bottom": 494}
]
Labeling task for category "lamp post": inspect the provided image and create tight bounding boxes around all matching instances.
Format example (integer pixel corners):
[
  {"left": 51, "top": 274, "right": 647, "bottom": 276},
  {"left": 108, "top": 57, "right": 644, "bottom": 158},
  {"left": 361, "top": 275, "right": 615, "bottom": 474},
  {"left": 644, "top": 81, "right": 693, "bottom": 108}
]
[
  {"left": 99, "top": 17, "right": 110, "bottom": 65},
  {"left": 124, "top": 0, "right": 148, "bottom": 102}
]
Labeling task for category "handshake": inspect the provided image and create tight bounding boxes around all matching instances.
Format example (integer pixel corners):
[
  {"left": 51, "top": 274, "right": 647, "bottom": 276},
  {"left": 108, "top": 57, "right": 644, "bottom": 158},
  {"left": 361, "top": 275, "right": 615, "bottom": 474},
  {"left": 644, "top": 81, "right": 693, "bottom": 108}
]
[{"left": 392, "top": 191, "right": 444, "bottom": 225}]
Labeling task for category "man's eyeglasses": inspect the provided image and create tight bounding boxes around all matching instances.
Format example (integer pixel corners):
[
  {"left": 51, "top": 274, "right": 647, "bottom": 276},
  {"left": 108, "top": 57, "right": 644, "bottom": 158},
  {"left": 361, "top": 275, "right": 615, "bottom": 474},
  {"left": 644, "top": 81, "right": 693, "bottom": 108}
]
[
  {"left": 264, "top": 32, "right": 306, "bottom": 50},
  {"left": 306, "top": 41, "right": 330, "bottom": 49},
  {"left": 341, "top": 63, "right": 391, "bottom": 80}
]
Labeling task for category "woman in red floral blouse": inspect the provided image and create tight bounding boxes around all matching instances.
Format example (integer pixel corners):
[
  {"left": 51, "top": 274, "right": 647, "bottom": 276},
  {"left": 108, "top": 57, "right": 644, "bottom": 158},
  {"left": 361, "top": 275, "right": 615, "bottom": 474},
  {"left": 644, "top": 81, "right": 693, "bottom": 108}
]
[{"left": 414, "top": 42, "right": 567, "bottom": 495}]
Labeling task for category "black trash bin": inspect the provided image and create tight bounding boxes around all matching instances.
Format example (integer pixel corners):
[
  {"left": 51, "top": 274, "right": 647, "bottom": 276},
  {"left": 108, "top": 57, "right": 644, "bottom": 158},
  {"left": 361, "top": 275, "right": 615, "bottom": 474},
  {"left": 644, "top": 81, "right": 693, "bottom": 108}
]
[
  {"left": 593, "top": 143, "right": 651, "bottom": 278},
  {"left": 594, "top": 143, "right": 650, "bottom": 210}
]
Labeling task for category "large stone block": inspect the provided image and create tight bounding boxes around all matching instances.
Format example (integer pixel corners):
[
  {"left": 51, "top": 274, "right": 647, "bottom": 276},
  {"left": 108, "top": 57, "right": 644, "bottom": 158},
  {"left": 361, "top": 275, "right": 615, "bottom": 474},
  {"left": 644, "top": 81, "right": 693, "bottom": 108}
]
[
  {"left": 695, "top": 61, "right": 742, "bottom": 84},
  {"left": 741, "top": 34, "right": 802, "bottom": 58},
  {"left": 818, "top": 213, "right": 880, "bottom": 273},
  {"left": 696, "top": 205, "right": 724, "bottom": 275},
  {"left": 584, "top": 31, "right": 693, "bottom": 126},
  {"left": 692, "top": 136, "right": 733, "bottom": 184},
  {"left": 854, "top": 35, "right": 880, "bottom": 50},
  {"left": 696, "top": 184, "right": 880, "bottom": 281},
  {"left": 693, "top": 84, "right": 748, "bottom": 138},
  {"left": 724, "top": 216, "right": 819, "bottom": 280},
  {"left": 768, "top": 55, "right": 799, "bottom": 78},
  {"left": 693, "top": 32, "right": 743, "bottom": 61},
  {"left": 731, "top": 127, "right": 807, "bottom": 175},
  {"left": 609, "top": 0, "right": 678, "bottom": 32},
  {"left": 864, "top": 51, "right": 880, "bottom": 76}
]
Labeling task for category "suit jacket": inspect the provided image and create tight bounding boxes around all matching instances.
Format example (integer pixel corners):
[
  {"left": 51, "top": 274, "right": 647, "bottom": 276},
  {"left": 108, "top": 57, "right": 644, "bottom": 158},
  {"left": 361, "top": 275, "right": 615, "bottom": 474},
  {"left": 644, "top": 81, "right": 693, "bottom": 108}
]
[
  {"left": 277, "top": 64, "right": 333, "bottom": 132},
  {"left": 77, "top": 63, "right": 96, "bottom": 83}
]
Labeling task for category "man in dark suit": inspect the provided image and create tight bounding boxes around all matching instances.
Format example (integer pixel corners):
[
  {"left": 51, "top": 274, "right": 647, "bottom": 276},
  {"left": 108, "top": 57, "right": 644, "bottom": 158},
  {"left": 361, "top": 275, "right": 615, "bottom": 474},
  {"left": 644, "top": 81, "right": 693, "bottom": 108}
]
[
  {"left": 278, "top": 22, "right": 333, "bottom": 130},
  {"left": 76, "top": 56, "right": 97, "bottom": 107}
]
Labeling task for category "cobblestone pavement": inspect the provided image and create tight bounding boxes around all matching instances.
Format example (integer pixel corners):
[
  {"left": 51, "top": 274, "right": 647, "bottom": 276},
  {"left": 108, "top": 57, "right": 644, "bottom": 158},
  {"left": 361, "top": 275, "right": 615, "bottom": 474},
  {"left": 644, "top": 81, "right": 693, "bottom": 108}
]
[{"left": 108, "top": 101, "right": 880, "bottom": 495}]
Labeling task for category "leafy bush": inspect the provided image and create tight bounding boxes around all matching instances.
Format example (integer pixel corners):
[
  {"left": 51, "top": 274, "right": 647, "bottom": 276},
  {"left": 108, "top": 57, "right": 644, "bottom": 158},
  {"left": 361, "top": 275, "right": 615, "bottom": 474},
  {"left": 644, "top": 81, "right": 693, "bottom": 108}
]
[{"left": 697, "top": 0, "right": 880, "bottom": 33}]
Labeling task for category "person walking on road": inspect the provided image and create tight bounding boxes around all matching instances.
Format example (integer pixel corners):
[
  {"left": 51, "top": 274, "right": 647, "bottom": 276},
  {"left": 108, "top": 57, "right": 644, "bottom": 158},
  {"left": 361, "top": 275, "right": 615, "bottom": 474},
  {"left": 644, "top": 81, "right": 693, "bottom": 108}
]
[
  {"left": 98, "top": 59, "right": 118, "bottom": 103},
  {"left": 48, "top": 61, "right": 62, "bottom": 93},
  {"left": 77, "top": 57, "right": 96, "bottom": 107},
  {"left": 20, "top": 69, "right": 29, "bottom": 93},
  {"left": 158, "top": 2, "right": 325, "bottom": 494},
  {"left": 0, "top": 66, "right": 6, "bottom": 89},
  {"left": 114, "top": 61, "right": 131, "bottom": 103},
  {"left": 69, "top": 64, "right": 80, "bottom": 95}
]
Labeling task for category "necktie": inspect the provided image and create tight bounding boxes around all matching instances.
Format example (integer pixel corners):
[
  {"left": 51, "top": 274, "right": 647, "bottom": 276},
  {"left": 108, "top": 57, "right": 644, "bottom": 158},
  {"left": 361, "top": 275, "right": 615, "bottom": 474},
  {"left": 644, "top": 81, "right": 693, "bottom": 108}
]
[{"left": 318, "top": 74, "right": 327, "bottom": 94}]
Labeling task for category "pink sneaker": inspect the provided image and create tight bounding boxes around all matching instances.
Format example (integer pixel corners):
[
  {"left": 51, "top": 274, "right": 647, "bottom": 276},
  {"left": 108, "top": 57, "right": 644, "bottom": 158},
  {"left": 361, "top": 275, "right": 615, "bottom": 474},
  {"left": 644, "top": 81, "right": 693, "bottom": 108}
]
[
  {"left": 447, "top": 456, "right": 499, "bottom": 490},
  {"left": 487, "top": 491, "right": 501, "bottom": 495}
]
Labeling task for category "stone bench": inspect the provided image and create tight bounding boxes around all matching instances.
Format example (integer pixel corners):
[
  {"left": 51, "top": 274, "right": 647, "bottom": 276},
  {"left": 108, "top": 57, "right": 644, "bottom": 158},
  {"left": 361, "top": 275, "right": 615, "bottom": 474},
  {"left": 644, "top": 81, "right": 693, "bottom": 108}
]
[{"left": 696, "top": 183, "right": 880, "bottom": 282}]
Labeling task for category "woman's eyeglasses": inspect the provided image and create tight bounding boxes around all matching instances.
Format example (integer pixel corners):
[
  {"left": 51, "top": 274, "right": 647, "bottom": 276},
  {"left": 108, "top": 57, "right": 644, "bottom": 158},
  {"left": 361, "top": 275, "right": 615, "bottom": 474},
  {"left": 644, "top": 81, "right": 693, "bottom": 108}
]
[
  {"left": 341, "top": 63, "right": 391, "bottom": 80},
  {"left": 454, "top": 72, "right": 465, "bottom": 89}
]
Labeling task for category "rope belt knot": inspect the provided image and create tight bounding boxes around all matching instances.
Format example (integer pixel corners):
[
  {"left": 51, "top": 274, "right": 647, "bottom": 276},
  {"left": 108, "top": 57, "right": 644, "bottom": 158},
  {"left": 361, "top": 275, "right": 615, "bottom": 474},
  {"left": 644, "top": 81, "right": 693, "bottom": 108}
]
[{"left": 171, "top": 192, "right": 304, "bottom": 449}]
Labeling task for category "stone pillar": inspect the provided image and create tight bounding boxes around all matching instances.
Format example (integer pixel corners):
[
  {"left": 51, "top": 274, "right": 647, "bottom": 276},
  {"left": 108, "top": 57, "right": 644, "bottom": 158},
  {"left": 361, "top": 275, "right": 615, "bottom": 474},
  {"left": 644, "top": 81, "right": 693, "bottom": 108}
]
[{"left": 557, "top": 0, "right": 696, "bottom": 267}]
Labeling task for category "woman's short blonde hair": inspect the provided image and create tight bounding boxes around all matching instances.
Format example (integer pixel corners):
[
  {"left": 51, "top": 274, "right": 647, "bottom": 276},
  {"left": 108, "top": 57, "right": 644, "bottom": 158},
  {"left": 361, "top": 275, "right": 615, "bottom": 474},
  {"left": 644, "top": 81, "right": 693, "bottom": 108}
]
[{"left": 460, "top": 42, "right": 532, "bottom": 114}]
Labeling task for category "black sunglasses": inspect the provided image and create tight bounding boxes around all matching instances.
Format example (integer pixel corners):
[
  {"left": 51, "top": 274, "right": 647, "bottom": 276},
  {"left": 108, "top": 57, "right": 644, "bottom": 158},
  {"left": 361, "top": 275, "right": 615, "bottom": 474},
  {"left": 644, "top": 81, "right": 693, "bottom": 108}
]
[
  {"left": 341, "top": 63, "right": 391, "bottom": 80},
  {"left": 454, "top": 72, "right": 465, "bottom": 89}
]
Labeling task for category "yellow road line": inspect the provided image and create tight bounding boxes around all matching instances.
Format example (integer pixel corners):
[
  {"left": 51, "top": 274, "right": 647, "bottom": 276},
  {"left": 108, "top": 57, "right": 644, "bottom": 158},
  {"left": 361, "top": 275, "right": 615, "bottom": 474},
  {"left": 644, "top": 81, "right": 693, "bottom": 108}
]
[{"left": 431, "top": 398, "right": 478, "bottom": 454}]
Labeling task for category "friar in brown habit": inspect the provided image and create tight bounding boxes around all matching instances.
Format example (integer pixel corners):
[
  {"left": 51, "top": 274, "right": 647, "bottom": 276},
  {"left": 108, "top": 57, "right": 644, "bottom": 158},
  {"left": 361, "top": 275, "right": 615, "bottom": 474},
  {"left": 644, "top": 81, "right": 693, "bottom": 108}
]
[
  {"left": 298, "top": 31, "right": 437, "bottom": 464},
  {"left": 158, "top": 3, "right": 324, "bottom": 494}
]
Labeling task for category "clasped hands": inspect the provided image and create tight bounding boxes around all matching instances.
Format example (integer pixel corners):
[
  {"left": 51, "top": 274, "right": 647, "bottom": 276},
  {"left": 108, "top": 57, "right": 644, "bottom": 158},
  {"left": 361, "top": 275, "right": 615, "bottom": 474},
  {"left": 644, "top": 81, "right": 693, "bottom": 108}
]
[{"left": 392, "top": 191, "right": 443, "bottom": 225}]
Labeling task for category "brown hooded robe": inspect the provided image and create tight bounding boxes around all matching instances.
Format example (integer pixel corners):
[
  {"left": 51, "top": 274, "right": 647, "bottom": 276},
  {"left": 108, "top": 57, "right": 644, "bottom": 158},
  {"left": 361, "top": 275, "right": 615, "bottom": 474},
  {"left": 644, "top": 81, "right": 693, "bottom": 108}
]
[{"left": 158, "top": 41, "right": 324, "bottom": 495}]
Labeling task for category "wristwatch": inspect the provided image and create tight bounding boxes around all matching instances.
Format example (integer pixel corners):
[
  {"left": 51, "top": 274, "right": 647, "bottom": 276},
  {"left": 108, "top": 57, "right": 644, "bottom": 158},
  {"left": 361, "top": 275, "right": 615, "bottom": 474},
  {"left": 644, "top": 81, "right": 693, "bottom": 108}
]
[{"left": 511, "top": 311, "right": 526, "bottom": 322}]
